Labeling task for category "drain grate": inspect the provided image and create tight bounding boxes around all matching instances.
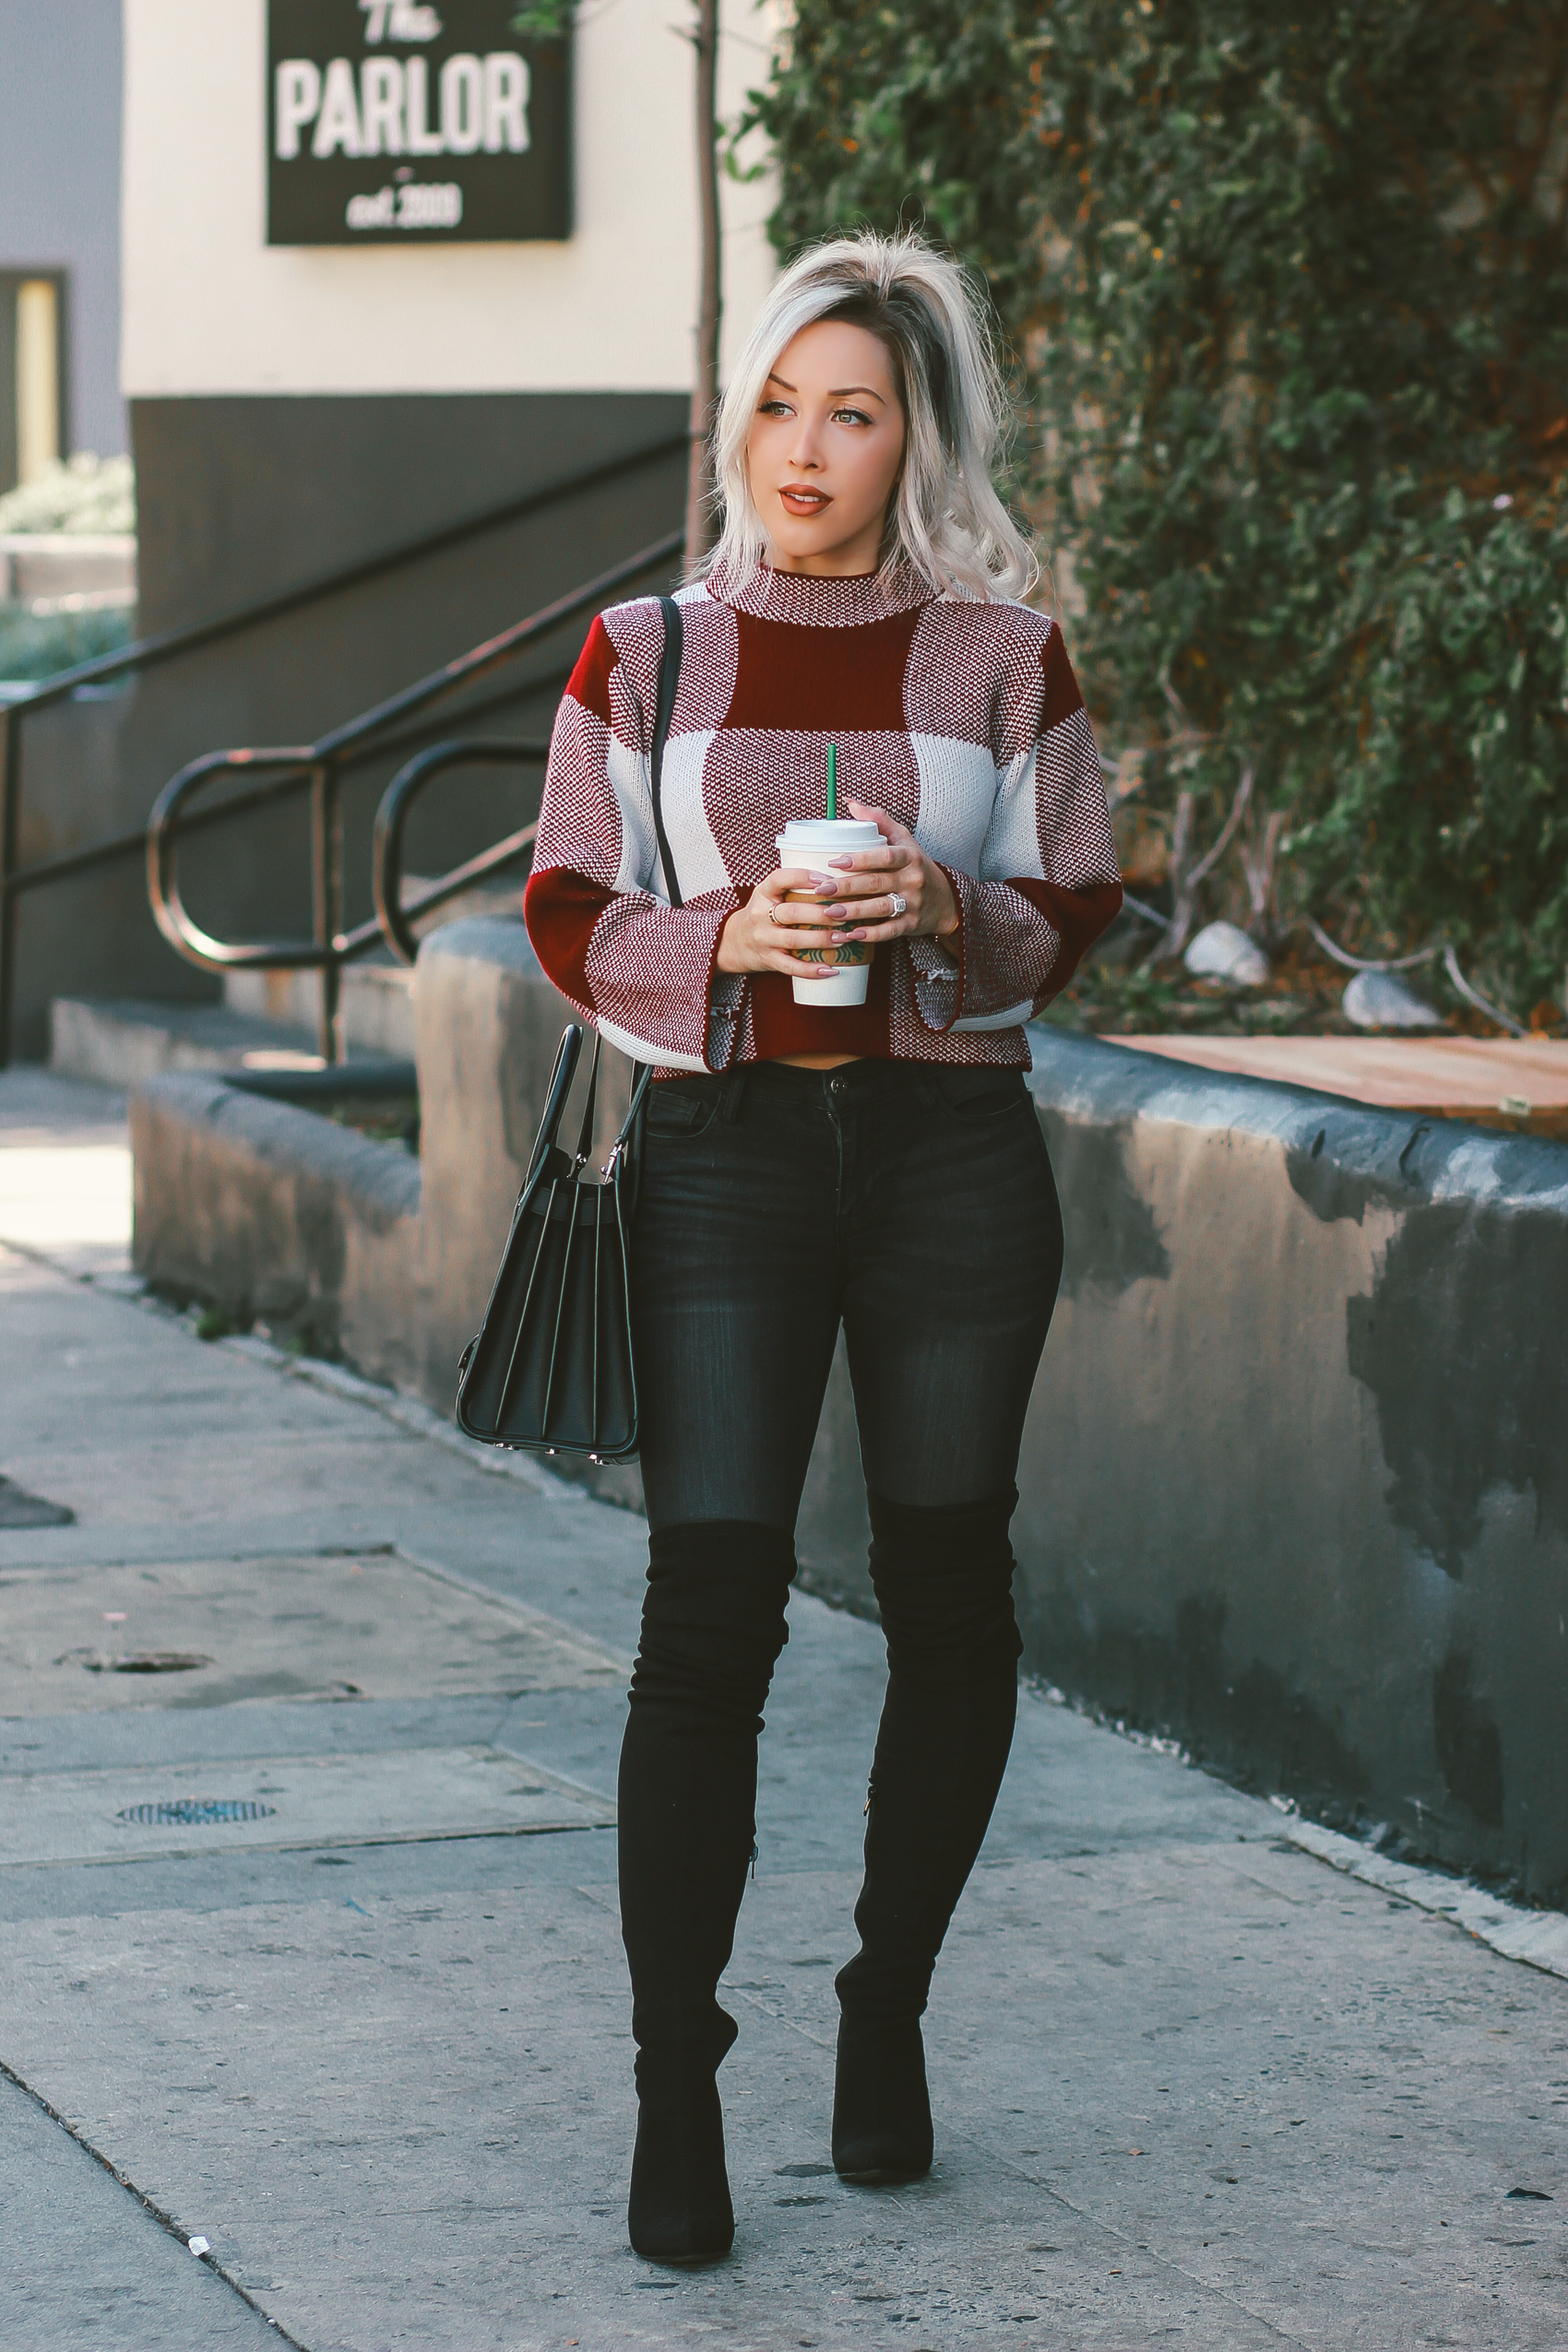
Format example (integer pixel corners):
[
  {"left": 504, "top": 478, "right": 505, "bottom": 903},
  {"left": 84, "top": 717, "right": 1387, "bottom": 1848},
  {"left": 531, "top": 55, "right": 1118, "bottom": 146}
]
[{"left": 117, "top": 1800, "right": 278, "bottom": 1826}]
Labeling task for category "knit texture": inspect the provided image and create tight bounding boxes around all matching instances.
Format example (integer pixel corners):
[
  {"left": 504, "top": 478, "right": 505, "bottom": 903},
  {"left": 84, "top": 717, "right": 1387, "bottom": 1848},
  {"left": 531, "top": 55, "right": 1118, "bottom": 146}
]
[{"left": 524, "top": 561, "right": 1123, "bottom": 1072}]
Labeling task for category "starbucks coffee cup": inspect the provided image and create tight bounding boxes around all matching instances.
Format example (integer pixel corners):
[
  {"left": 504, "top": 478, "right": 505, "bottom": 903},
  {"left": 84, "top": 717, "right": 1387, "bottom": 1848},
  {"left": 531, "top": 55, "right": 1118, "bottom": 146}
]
[{"left": 777, "top": 820, "right": 883, "bottom": 1004}]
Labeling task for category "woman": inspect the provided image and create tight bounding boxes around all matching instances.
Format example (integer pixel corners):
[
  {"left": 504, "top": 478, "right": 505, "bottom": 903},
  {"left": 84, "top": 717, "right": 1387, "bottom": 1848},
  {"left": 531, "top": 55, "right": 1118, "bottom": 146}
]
[{"left": 524, "top": 231, "right": 1122, "bottom": 2264}]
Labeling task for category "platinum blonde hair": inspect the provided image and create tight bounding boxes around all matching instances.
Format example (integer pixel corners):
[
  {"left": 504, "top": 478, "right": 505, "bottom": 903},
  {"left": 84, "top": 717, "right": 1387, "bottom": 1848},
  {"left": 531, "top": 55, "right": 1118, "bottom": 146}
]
[{"left": 701, "top": 230, "right": 1039, "bottom": 602}]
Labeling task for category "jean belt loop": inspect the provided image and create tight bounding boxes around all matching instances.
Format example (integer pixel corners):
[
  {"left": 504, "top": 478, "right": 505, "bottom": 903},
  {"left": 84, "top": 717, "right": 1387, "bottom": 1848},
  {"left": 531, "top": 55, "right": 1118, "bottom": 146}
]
[{"left": 719, "top": 1066, "right": 750, "bottom": 1124}]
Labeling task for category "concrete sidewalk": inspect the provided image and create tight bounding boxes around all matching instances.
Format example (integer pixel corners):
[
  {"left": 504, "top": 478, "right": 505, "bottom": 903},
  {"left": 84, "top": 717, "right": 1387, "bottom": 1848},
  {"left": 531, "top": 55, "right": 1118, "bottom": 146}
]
[{"left": 1, "top": 1070, "right": 1563, "bottom": 2350}]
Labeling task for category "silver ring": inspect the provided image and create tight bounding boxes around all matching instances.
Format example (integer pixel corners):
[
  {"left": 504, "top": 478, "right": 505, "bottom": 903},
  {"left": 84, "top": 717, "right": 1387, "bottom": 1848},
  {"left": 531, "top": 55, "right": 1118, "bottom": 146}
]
[
  {"left": 887, "top": 892, "right": 908, "bottom": 920},
  {"left": 768, "top": 903, "right": 785, "bottom": 925}
]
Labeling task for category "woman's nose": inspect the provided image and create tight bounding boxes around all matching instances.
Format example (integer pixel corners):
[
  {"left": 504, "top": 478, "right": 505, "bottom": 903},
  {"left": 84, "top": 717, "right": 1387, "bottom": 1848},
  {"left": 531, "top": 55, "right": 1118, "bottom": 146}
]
[{"left": 787, "top": 419, "right": 824, "bottom": 470}]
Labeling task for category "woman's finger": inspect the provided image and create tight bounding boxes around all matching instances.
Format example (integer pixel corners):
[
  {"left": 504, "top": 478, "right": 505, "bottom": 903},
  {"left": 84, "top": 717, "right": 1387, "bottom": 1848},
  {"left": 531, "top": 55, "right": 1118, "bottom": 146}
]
[
  {"left": 766, "top": 895, "right": 837, "bottom": 930},
  {"left": 763, "top": 916, "right": 839, "bottom": 951},
  {"left": 828, "top": 892, "right": 910, "bottom": 932},
  {"left": 772, "top": 953, "right": 841, "bottom": 980},
  {"left": 758, "top": 867, "right": 818, "bottom": 902},
  {"left": 825, "top": 881, "right": 922, "bottom": 922},
  {"left": 826, "top": 843, "right": 897, "bottom": 876},
  {"left": 833, "top": 920, "right": 909, "bottom": 945},
  {"left": 822, "top": 857, "right": 916, "bottom": 898},
  {"left": 844, "top": 797, "right": 913, "bottom": 848}
]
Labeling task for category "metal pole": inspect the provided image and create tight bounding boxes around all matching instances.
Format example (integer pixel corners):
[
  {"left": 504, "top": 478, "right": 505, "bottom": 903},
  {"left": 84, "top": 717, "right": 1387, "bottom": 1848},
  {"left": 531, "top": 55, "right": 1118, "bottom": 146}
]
[
  {"left": 0, "top": 708, "right": 20, "bottom": 1070},
  {"left": 684, "top": 0, "right": 721, "bottom": 567},
  {"left": 310, "top": 763, "right": 343, "bottom": 1063}
]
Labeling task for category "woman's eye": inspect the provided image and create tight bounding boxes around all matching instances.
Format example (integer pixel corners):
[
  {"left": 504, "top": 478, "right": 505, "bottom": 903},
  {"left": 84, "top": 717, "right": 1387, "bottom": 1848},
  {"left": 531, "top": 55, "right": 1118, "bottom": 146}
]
[
  {"left": 832, "top": 407, "right": 873, "bottom": 427},
  {"left": 758, "top": 399, "right": 791, "bottom": 418}
]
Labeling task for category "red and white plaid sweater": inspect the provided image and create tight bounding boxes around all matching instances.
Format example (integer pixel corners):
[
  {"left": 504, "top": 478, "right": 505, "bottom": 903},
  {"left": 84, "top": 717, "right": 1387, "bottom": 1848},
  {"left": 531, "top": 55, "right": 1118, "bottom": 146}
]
[{"left": 523, "top": 560, "right": 1123, "bottom": 1072}]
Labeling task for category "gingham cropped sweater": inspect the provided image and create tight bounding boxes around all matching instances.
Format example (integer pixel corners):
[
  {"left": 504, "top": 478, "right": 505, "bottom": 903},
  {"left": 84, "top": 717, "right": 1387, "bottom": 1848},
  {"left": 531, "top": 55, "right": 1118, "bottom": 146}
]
[{"left": 522, "top": 560, "right": 1123, "bottom": 1072}]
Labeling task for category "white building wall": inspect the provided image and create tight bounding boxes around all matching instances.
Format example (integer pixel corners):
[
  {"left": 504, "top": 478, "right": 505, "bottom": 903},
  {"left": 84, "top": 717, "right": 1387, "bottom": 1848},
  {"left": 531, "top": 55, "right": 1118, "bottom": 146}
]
[
  {"left": 0, "top": 0, "right": 126, "bottom": 457},
  {"left": 121, "top": 0, "right": 777, "bottom": 398}
]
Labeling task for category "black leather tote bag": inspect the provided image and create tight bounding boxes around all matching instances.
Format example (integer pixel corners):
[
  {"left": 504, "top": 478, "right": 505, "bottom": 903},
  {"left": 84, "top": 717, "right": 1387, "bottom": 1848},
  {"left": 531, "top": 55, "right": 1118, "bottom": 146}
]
[
  {"left": 455, "top": 1025, "right": 650, "bottom": 1459},
  {"left": 453, "top": 593, "right": 683, "bottom": 1462}
]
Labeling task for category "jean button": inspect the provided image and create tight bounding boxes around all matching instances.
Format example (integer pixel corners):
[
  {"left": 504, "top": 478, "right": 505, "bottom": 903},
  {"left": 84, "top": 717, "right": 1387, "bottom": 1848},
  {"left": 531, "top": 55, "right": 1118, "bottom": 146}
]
[{"left": 828, "top": 1076, "right": 847, "bottom": 1097}]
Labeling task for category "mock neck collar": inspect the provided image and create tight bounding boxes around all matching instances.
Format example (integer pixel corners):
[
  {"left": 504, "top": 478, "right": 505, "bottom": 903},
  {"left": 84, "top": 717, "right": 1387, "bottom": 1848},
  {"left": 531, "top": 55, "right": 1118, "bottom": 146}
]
[{"left": 703, "top": 558, "right": 937, "bottom": 628}]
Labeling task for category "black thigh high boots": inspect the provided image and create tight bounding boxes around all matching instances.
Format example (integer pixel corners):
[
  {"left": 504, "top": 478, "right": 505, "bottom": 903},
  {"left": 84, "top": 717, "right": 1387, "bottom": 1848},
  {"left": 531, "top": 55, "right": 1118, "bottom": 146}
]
[
  {"left": 618, "top": 1519, "right": 795, "bottom": 2263},
  {"left": 833, "top": 1488, "right": 1023, "bottom": 2182}
]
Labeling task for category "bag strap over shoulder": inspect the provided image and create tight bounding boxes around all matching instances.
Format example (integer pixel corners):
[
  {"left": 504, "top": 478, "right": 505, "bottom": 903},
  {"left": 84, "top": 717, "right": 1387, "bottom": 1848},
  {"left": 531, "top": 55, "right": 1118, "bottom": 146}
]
[
  {"left": 596, "top": 592, "right": 680, "bottom": 1182},
  {"left": 649, "top": 593, "right": 684, "bottom": 911}
]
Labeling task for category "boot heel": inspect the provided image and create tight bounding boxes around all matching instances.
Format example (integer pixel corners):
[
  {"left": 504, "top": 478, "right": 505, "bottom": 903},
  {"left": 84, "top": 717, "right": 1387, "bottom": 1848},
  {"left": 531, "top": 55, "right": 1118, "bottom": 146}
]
[
  {"left": 628, "top": 2069, "right": 735, "bottom": 2263},
  {"left": 832, "top": 2015, "right": 932, "bottom": 2183}
]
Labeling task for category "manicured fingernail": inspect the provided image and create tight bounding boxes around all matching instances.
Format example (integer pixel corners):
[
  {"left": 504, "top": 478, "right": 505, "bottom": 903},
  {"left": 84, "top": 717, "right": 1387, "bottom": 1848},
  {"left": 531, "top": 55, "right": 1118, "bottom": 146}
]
[
  {"left": 828, "top": 855, "right": 854, "bottom": 868},
  {"left": 809, "top": 872, "right": 837, "bottom": 887}
]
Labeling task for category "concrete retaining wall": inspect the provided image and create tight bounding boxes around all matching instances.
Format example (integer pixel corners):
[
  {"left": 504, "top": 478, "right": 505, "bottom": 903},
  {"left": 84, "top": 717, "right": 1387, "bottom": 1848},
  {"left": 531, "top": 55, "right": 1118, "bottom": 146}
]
[
  {"left": 1010, "top": 1034, "right": 1568, "bottom": 1904},
  {"left": 130, "top": 920, "right": 1568, "bottom": 1900},
  {"left": 131, "top": 1075, "right": 422, "bottom": 1378}
]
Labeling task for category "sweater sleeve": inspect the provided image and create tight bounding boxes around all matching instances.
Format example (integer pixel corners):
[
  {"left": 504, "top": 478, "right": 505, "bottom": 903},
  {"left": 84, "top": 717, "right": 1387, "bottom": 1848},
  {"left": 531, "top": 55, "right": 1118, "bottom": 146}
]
[
  {"left": 909, "top": 621, "right": 1123, "bottom": 1033},
  {"left": 523, "top": 609, "right": 747, "bottom": 1073}
]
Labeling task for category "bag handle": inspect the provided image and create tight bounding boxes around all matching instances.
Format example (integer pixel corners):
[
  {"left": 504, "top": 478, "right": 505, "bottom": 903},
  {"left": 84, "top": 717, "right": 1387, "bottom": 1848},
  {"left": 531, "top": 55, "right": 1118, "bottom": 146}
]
[
  {"left": 570, "top": 1031, "right": 602, "bottom": 1171},
  {"left": 523, "top": 1025, "right": 584, "bottom": 1189},
  {"left": 650, "top": 594, "right": 684, "bottom": 911}
]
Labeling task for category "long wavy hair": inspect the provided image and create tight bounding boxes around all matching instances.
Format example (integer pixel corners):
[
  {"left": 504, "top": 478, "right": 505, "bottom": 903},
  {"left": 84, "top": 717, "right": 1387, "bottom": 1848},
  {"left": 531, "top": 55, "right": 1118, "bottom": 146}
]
[{"left": 699, "top": 230, "right": 1038, "bottom": 603}]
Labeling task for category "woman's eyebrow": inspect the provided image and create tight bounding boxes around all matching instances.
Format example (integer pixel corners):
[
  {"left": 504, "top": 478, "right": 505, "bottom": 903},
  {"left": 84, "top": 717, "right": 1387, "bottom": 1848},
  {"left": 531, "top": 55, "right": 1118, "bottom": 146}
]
[{"left": 763, "top": 373, "right": 887, "bottom": 404}]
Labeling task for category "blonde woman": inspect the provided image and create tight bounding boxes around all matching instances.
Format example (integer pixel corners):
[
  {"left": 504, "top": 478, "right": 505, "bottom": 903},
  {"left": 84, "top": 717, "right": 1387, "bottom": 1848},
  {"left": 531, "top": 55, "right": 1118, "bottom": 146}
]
[{"left": 526, "top": 231, "right": 1122, "bottom": 2263}]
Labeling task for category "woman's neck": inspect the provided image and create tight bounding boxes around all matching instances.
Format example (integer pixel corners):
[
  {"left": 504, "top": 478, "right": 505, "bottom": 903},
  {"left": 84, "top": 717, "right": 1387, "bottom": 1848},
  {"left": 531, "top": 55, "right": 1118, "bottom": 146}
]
[{"left": 763, "top": 525, "right": 888, "bottom": 578}]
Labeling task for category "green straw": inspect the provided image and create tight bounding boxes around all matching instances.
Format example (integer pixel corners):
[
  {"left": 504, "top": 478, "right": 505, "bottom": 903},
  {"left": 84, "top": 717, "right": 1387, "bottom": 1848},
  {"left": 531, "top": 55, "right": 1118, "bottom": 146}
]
[{"left": 826, "top": 742, "right": 837, "bottom": 822}]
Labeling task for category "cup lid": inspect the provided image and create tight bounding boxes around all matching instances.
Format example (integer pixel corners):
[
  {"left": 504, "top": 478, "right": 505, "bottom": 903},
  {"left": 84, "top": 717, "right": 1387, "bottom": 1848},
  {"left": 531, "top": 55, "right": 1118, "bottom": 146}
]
[{"left": 777, "top": 820, "right": 883, "bottom": 847}]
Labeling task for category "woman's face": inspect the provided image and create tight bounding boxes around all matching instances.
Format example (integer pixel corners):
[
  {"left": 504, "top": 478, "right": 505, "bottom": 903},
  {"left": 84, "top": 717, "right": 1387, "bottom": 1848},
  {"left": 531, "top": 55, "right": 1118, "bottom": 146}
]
[{"left": 745, "top": 319, "right": 906, "bottom": 576}]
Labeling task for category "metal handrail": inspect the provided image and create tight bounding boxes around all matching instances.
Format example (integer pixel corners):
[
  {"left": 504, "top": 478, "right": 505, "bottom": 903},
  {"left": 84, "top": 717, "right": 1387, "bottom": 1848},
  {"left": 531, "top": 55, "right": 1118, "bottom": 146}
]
[
  {"left": 1, "top": 648, "right": 578, "bottom": 904},
  {"left": 148, "top": 530, "right": 683, "bottom": 1060},
  {"left": 373, "top": 741, "right": 544, "bottom": 965},
  {"left": 0, "top": 431, "right": 687, "bottom": 1064}
]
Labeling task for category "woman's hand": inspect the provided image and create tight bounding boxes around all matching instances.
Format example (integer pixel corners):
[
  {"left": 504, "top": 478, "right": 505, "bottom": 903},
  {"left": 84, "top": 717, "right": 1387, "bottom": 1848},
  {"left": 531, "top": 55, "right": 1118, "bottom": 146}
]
[
  {"left": 716, "top": 867, "right": 846, "bottom": 979},
  {"left": 715, "top": 800, "right": 959, "bottom": 976},
  {"left": 816, "top": 800, "right": 959, "bottom": 947}
]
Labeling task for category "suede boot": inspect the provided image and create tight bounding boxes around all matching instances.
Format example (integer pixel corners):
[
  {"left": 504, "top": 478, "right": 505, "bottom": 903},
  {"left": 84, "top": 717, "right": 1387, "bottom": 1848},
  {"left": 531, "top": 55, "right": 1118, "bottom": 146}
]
[
  {"left": 833, "top": 1489, "right": 1022, "bottom": 2182},
  {"left": 618, "top": 1520, "right": 795, "bottom": 2263}
]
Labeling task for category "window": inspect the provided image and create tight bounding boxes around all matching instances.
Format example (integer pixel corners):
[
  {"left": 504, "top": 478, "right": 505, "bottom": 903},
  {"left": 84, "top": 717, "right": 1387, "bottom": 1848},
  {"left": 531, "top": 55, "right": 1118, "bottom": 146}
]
[{"left": 0, "top": 276, "right": 65, "bottom": 495}]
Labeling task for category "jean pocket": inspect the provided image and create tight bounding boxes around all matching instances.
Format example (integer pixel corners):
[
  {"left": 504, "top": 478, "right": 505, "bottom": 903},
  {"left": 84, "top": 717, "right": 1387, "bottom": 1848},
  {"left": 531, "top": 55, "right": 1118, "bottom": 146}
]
[
  {"left": 919, "top": 1067, "right": 1031, "bottom": 1126},
  {"left": 644, "top": 1078, "right": 723, "bottom": 1139}
]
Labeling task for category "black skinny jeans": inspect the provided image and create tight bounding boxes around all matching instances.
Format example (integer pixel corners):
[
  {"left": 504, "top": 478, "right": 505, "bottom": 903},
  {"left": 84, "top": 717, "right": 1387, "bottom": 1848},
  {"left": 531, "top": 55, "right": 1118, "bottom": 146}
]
[
  {"left": 630, "top": 1057, "right": 1063, "bottom": 1529},
  {"left": 618, "top": 1059, "right": 1064, "bottom": 2069}
]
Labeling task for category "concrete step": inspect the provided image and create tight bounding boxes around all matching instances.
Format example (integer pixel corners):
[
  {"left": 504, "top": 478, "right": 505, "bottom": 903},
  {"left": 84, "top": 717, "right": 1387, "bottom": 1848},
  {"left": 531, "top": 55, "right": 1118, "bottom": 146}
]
[
  {"left": 48, "top": 996, "right": 404, "bottom": 1089},
  {"left": 223, "top": 962, "right": 415, "bottom": 1060}
]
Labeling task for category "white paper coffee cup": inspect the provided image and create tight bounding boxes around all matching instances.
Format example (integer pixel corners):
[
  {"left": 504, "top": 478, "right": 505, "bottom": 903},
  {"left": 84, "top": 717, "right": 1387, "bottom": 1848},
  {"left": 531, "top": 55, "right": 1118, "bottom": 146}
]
[{"left": 776, "top": 820, "right": 882, "bottom": 1005}]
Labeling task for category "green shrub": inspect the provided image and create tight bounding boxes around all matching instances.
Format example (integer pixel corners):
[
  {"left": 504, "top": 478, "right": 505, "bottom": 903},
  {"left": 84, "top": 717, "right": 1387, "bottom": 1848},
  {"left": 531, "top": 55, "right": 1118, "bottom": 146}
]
[
  {"left": 742, "top": 0, "right": 1568, "bottom": 1016},
  {"left": 0, "top": 600, "right": 135, "bottom": 683}
]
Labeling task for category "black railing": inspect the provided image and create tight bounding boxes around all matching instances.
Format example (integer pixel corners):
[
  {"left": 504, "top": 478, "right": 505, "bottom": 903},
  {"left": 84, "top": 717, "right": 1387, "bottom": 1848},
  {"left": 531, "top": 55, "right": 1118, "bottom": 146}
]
[
  {"left": 373, "top": 740, "right": 544, "bottom": 968},
  {"left": 0, "top": 432, "right": 687, "bottom": 1066},
  {"left": 148, "top": 532, "right": 682, "bottom": 1060}
]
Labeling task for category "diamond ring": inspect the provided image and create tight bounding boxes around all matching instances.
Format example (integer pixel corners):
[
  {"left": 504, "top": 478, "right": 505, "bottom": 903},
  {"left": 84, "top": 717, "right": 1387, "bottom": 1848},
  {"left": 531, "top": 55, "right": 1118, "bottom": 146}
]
[{"left": 887, "top": 892, "right": 908, "bottom": 920}]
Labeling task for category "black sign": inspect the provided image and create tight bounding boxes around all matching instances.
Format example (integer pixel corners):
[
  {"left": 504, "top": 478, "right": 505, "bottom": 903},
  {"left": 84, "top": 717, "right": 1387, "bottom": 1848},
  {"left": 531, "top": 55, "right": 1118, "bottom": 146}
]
[{"left": 267, "top": 0, "right": 570, "bottom": 246}]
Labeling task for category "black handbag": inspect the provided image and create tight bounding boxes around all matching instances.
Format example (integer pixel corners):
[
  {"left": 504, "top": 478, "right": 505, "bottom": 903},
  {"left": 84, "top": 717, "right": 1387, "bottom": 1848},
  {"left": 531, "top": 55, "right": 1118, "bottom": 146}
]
[{"left": 453, "top": 593, "right": 684, "bottom": 1461}]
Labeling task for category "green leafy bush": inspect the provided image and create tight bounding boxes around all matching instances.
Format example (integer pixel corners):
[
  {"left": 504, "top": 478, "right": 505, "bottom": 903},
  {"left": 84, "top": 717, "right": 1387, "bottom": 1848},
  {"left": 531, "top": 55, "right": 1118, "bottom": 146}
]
[
  {"left": 0, "top": 601, "right": 134, "bottom": 683},
  {"left": 742, "top": 1, "right": 1568, "bottom": 1016}
]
